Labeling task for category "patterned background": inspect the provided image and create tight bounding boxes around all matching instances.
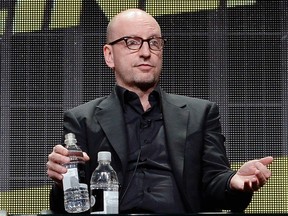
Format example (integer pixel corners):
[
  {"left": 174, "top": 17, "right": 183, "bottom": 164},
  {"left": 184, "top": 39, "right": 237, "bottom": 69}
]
[{"left": 0, "top": 0, "right": 287, "bottom": 214}]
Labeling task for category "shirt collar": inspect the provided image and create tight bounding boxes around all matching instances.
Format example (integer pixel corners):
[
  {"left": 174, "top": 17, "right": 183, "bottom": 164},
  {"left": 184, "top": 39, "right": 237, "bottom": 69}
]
[{"left": 115, "top": 85, "right": 161, "bottom": 109}]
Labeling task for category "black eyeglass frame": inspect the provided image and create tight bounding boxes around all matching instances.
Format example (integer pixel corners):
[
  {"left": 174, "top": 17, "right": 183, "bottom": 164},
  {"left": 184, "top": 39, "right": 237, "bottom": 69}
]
[{"left": 108, "top": 36, "right": 167, "bottom": 51}]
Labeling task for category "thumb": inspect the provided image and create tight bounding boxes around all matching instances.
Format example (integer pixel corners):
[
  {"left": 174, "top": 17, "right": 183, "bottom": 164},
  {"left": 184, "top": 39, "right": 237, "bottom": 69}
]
[
  {"left": 83, "top": 152, "right": 90, "bottom": 162},
  {"left": 258, "top": 156, "right": 273, "bottom": 166}
]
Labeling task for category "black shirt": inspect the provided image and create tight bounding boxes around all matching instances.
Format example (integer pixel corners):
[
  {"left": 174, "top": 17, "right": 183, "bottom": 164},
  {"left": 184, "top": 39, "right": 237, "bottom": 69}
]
[{"left": 115, "top": 85, "right": 186, "bottom": 213}]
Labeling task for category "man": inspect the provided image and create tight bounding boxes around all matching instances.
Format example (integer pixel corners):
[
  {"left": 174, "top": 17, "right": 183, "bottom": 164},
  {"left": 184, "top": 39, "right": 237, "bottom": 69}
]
[{"left": 47, "top": 8, "right": 273, "bottom": 213}]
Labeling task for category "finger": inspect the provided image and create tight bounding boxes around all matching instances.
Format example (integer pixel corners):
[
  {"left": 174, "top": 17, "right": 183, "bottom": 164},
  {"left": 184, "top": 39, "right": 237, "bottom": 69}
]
[
  {"left": 250, "top": 178, "right": 260, "bottom": 191},
  {"left": 83, "top": 152, "right": 90, "bottom": 161},
  {"left": 47, "top": 145, "right": 69, "bottom": 179},
  {"left": 255, "top": 162, "right": 272, "bottom": 179},
  {"left": 258, "top": 156, "right": 273, "bottom": 166},
  {"left": 243, "top": 180, "right": 254, "bottom": 192},
  {"left": 254, "top": 169, "right": 270, "bottom": 188},
  {"left": 46, "top": 160, "right": 67, "bottom": 184},
  {"left": 46, "top": 160, "right": 67, "bottom": 174},
  {"left": 53, "top": 144, "right": 69, "bottom": 156},
  {"left": 47, "top": 168, "right": 64, "bottom": 182},
  {"left": 48, "top": 149, "right": 70, "bottom": 165},
  {"left": 48, "top": 152, "right": 70, "bottom": 165}
]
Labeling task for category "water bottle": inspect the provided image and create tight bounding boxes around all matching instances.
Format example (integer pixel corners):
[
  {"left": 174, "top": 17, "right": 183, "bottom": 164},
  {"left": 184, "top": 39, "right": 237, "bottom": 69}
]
[
  {"left": 62, "top": 133, "right": 90, "bottom": 213},
  {"left": 90, "top": 151, "right": 119, "bottom": 214}
]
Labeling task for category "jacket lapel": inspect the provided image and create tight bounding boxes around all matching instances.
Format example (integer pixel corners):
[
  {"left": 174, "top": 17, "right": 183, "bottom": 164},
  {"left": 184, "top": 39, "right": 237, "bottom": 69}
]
[
  {"left": 94, "top": 91, "right": 128, "bottom": 172},
  {"left": 161, "top": 91, "right": 189, "bottom": 195},
  {"left": 93, "top": 88, "right": 189, "bottom": 197}
]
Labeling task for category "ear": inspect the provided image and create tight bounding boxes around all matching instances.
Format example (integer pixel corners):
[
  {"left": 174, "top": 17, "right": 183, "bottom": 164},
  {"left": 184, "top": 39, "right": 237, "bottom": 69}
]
[{"left": 103, "top": 44, "right": 115, "bottom": 69}]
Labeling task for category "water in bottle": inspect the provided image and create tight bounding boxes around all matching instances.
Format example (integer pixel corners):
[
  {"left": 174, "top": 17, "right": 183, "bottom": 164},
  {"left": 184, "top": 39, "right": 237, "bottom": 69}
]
[
  {"left": 63, "top": 133, "right": 90, "bottom": 213},
  {"left": 90, "top": 151, "right": 119, "bottom": 214}
]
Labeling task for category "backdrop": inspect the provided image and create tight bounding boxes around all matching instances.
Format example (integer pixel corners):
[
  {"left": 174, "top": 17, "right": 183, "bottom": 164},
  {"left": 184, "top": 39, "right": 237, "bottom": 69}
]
[{"left": 0, "top": 0, "right": 287, "bottom": 214}]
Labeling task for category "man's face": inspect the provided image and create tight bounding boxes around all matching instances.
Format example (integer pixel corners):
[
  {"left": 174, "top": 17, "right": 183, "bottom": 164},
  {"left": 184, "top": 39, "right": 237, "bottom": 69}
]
[{"left": 104, "top": 13, "right": 164, "bottom": 92}]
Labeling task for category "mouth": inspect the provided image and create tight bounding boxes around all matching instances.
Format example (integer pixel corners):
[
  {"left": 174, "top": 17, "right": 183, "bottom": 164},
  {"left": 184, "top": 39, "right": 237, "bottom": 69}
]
[{"left": 137, "top": 64, "right": 153, "bottom": 71}]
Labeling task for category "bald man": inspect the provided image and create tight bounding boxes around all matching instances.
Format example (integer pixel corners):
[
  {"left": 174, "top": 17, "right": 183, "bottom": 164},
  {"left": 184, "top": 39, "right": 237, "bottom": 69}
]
[{"left": 47, "top": 8, "right": 273, "bottom": 213}]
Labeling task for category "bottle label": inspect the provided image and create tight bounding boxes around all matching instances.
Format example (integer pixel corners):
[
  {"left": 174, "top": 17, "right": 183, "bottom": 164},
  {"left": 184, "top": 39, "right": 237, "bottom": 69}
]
[
  {"left": 62, "top": 167, "right": 80, "bottom": 191},
  {"left": 90, "top": 189, "right": 118, "bottom": 214}
]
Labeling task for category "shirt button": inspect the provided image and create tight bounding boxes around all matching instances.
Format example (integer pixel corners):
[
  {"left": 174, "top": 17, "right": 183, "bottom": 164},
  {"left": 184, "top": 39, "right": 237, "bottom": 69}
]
[
  {"left": 144, "top": 139, "right": 150, "bottom": 144},
  {"left": 147, "top": 187, "right": 152, "bottom": 193}
]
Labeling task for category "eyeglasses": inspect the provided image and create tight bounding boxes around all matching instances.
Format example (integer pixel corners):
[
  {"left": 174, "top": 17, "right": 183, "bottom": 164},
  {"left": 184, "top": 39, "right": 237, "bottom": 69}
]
[{"left": 108, "top": 36, "right": 167, "bottom": 51}]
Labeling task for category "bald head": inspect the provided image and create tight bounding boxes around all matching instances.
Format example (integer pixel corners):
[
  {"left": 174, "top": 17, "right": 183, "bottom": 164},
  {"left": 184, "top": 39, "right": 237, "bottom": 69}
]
[{"left": 106, "top": 9, "right": 162, "bottom": 43}]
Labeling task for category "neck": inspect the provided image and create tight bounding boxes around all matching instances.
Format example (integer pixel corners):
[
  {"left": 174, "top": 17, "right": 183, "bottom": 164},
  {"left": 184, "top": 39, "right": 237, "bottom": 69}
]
[
  {"left": 131, "top": 88, "right": 153, "bottom": 112},
  {"left": 139, "top": 94, "right": 151, "bottom": 112},
  {"left": 118, "top": 84, "right": 156, "bottom": 112}
]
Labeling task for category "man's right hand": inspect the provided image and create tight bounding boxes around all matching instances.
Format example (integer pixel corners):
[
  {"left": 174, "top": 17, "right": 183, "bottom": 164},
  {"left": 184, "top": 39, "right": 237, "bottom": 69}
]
[{"left": 46, "top": 144, "right": 90, "bottom": 185}]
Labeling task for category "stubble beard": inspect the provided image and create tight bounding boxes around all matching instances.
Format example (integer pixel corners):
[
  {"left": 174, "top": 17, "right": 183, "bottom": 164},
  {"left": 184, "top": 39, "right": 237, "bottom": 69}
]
[
  {"left": 135, "top": 80, "right": 157, "bottom": 91},
  {"left": 116, "top": 69, "right": 160, "bottom": 92},
  {"left": 134, "top": 75, "right": 159, "bottom": 92}
]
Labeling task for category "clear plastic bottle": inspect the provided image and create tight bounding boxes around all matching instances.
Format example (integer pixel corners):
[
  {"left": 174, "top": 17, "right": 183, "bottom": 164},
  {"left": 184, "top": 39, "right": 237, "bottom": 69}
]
[
  {"left": 90, "top": 151, "right": 119, "bottom": 214},
  {"left": 62, "top": 133, "right": 90, "bottom": 213}
]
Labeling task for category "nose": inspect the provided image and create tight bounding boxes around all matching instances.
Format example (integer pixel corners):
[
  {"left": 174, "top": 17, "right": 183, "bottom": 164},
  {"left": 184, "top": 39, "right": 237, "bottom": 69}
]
[{"left": 138, "top": 41, "right": 151, "bottom": 57}]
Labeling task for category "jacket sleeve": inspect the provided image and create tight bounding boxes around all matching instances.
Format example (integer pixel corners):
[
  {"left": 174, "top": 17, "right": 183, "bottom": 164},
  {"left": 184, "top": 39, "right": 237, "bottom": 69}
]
[
  {"left": 201, "top": 102, "right": 253, "bottom": 212},
  {"left": 49, "top": 184, "right": 66, "bottom": 214}
]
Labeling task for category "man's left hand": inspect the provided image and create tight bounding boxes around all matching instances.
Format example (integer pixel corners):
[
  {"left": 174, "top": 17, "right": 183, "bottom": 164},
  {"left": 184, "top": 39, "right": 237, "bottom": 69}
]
[{"left": 230, "top": 156, "right": 273, "bottom": 192}]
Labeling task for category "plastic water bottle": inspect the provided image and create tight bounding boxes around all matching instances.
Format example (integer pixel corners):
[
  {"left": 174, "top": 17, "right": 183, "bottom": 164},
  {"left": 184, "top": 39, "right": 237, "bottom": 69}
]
[
  {"left": 90, "top": 151, "right": 119, "bottom": 214},
  {"left": 63, "top": 133, "right": 90, "bottom": 213}
]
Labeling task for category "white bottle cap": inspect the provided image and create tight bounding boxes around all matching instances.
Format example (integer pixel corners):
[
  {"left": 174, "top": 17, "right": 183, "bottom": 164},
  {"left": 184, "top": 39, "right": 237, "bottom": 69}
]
[
  {"left": 64, "top": 133, "right": 77, "bottom": 145},
  {"left": 97, "top": 151, "right": 111, "bottom": 162}
]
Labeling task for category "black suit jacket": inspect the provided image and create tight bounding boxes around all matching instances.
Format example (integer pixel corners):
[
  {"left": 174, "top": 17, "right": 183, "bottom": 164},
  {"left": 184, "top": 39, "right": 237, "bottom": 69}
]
[{"left": 50, "top": 87, "right": 252, "bottom": 213}]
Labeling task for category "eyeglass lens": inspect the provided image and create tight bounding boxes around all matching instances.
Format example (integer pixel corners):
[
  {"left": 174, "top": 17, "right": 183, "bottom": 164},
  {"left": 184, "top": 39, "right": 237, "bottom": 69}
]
[{"left": 125, "top": 37, "right": 164, "bottom": 51}]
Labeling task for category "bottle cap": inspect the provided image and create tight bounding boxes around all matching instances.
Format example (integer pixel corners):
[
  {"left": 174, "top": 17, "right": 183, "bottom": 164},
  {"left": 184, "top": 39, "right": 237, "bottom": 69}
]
[
  {"left": 98, "top": 151, "right": 111, "bottom": 162},
  {"left": 64, "top": 133, "right": 77, "bottom": 145}
]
